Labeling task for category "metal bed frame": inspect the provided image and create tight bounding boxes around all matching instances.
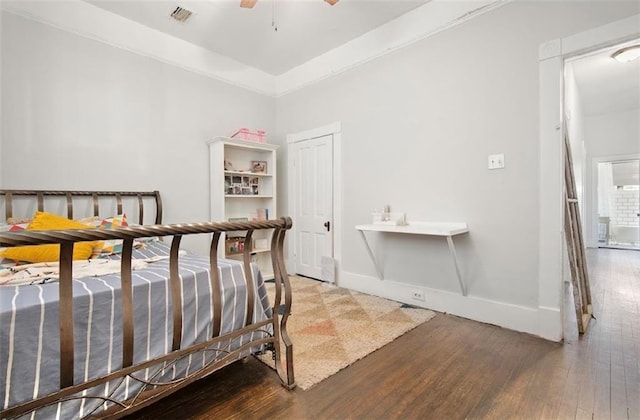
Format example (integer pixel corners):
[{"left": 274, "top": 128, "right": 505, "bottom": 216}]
[{"left": 0, "top": 189, "right": 294, "bottom": 419}]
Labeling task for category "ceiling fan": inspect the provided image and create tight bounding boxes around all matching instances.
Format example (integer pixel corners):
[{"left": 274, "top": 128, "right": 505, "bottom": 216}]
[{"left": 240, "top": 0, "right": 338, "bottom": 8}]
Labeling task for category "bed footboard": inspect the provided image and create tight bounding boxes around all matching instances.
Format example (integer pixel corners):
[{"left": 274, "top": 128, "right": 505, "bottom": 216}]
[{"left": 0, "top": 217, "right": 294, "bottom": 419}]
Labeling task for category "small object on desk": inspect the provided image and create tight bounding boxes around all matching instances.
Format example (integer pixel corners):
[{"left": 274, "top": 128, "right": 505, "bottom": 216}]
[
  {"left": 382, "top": 204, "right": 391, "bottom": 221},
  {"left": 372, "top": 212, "right": 406, "bottom": 226}
]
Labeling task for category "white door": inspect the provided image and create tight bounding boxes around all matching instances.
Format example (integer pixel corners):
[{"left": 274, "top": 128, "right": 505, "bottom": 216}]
[{"left": 293, "top": 135, "right": 333, "bottom": 280}]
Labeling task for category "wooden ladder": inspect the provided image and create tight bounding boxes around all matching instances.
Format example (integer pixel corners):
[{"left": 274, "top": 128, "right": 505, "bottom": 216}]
[{"left": 564, "top": 131, "right": 593, "bottom": 334}]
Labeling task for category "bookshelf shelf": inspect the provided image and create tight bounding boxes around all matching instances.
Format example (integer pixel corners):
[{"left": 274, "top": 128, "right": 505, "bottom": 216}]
[{"left": 207, "top": 136, "right": 278, "bottom": 280}]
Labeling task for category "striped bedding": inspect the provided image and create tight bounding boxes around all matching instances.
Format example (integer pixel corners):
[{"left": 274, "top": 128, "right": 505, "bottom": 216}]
[{"left": 0, "top": 242, "right": 272, "bottom": 419}]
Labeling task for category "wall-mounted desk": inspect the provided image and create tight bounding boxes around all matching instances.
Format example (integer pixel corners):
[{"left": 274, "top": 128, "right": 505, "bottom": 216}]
[{"left": 355, "top": 222, "right": 469, "bottom": 296}]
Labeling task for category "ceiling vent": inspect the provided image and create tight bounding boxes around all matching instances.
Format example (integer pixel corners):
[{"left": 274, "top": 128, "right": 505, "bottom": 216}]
[{"left": 170, "top": 6, "right": 192, "bottom": 23}]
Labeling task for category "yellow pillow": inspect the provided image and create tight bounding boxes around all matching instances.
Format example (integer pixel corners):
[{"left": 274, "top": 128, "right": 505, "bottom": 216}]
[
  {"left": 27, "top": 211, "right": 95, "bottom": 231},
  {"left": 0, "top": 212, "right": 97, "bottom": 263}
]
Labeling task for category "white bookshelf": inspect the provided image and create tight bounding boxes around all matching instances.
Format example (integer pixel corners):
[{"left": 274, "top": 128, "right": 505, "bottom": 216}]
[{"left": 207, "top": 136, "right": 278, "bottom": 280}]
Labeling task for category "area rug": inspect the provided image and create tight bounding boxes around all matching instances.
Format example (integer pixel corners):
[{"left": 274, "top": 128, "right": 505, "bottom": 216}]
[{"left": 258, "top": 276, "right": 436, "bottom": 390}]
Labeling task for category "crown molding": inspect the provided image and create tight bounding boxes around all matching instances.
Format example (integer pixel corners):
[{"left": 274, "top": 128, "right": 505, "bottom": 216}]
[
  {"left": 275, "top": 0, "right": 509, "bottom": 97},
  {"left": 2, "top": 0, "right": 509, "bottom": 98},
  {"left": 1, "top": 0, "right": 277, "bottom": 96}
]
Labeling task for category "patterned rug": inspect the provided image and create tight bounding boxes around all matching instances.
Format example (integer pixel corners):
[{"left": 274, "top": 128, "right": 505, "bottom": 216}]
[{"left": 258, "top": 276, "right": 436, "bottom": 390}]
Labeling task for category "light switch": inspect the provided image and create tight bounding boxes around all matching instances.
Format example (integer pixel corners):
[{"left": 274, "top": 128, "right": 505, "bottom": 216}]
[{"left": 488, "top": 153, "right": 505, "bottom": 170}]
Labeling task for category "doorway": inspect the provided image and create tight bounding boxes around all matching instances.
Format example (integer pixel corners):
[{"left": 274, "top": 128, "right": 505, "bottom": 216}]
[
  {"left": 287, "top": 122, "right": 342, "bottom": 283},
  {"left": 560, "top": 34, "right": 640, "bottom": 339},
  {"left": 596, "top": 159, "right": 640, "bottom": 250}
]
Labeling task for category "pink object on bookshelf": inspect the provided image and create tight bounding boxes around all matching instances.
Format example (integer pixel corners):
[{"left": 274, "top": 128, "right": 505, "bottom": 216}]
[{"left": 231, "top": 128, "right": 266, "bottom": 144}]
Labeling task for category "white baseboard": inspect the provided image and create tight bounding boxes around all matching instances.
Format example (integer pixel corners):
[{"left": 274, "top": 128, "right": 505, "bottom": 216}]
[
  {"left": 537, "top": 305, "right": 563, "bottom": 341},
  {"left": 338, "top": 270, "right": 562, "bottom": 342}
]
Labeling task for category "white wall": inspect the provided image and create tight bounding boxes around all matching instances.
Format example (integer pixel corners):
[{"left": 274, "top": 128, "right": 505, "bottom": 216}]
[
  {"left": 584, "top": 108, "right": 640, "bottom": 246},
  {"left": 0, "top": 11, "right": 275, "bottom": 253},
  {"left": 563, "top": 62, "right": 588, "bottom": 293},
  {"left": 565, "top": 63, "right": 587, "bottom": 222},
  {"left": 585, "top": 108, "right": 640, "bottom": 157},
  {"left": 1, "top": 1, "right": 638, "bottom": 339},
  {"left": 274, "top": 1, "right": 639, "bottom": 336}
]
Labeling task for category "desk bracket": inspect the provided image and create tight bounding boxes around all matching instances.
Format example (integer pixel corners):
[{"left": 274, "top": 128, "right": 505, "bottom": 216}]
[
  {"left": 446, "top": 236, "right": 467, "bottom": 296},
  {"left": 358, "top": 230, "right": 384, "bottom": 280},
  {"left": 355, "top": 222, "right": 468, "bottom": 296}
]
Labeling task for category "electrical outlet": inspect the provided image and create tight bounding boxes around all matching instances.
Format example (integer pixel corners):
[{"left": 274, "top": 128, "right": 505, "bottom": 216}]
[
  {"left": 488, "top": 153, "right": 505, "bottom": 170},
  {"left": 411, "top": 290, "right": 425, "bottom": 301}
]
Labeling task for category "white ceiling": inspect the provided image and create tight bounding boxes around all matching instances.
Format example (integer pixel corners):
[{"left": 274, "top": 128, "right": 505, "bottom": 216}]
[
  {"left": 612, "top": 160, "right": 639, "bottom": 186},
  {"left": 86, "top": 0, "right": 429, "bottom": 75},
  {"left": 570, "top": 40, "right": 640, "bottom": 116},
  {"left": 75, "top": 1, "right": 640, "bottom": 109},
  {"left": 4, "top": 1, "right": 637, "bottom": 103}
]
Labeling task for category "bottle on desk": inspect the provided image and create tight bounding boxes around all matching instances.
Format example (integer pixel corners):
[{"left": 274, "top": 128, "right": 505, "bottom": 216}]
[{"left": 382, "top": 205, "right": 391, "bottom": 222}]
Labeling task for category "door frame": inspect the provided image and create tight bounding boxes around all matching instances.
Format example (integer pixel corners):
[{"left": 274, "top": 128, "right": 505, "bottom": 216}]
[
  {"left": 538, "top": 14, "right": 639, "bottom": 341},
  {"left": 287, "top": 121, "right": 342, "bottom": 282},
  {"left": 587, "top": 153, "right": 640, "bottom": 249}
]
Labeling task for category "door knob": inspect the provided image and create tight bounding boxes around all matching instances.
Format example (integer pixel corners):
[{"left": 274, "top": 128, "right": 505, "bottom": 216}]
[{"left": 324, "top": 221, "right": 331, "bottom": 232}]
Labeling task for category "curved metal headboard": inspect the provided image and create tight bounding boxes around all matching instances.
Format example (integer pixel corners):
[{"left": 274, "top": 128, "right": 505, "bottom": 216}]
[{"left": 0, "top": 190, "right": 163, "bottom": 225}]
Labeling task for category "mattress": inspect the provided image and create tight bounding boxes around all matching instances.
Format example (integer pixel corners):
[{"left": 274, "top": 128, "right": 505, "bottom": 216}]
[{"left": 0, "top": 242, "right": 272, "bottom": 418}]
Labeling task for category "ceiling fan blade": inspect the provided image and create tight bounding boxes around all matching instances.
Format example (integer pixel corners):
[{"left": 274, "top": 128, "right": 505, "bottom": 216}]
[
  {"left": 325, "top": 0, "right": 339, "bottom": 5},
  {"left": 240, "top": 0, "right": 258, "bottom": 8}
]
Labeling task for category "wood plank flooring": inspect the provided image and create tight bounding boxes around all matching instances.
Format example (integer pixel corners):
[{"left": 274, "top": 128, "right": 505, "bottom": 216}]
[{"left": 130, "top": 248, "right": 639, "bottom": 419}]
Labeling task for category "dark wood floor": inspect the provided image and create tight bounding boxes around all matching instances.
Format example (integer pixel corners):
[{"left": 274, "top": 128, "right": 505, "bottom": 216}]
[{"left": 131, "top": 248, "right": 639, "bottom": 419}]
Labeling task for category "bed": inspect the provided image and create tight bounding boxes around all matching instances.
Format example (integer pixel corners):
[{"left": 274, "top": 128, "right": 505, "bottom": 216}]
[{"left": 0, "top": 189, "right": 294, "bottom": 419}]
